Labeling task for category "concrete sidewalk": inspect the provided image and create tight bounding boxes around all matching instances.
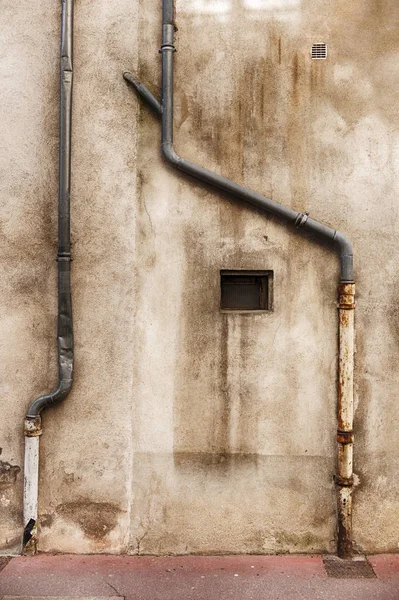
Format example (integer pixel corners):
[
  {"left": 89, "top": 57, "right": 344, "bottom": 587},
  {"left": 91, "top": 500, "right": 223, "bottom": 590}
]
[{"left": 1, "top": 554, "right": 399, "bottom": 600}]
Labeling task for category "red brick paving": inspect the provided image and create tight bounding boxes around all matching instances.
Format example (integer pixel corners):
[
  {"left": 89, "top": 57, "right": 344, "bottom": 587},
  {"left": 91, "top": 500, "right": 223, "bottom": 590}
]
[{"left": 1, "top": 554, "right": 398, "bottom": 599}]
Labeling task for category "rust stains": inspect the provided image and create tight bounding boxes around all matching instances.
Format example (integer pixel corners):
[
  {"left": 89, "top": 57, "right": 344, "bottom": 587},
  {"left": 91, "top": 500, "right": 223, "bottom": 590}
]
[
  {"left": 291, "top": 53, "right": 300, "bottom": 97},
  {"left": 340, "top": 311, "right": 349, "bottom": 327},
  {"left": 337, "top": 430, "right": 354, "bottom": 445},
  {"left": 337, "top": 488, "right": 353, "bottom": 558},
  {"left": 56, "top": 499, "right": 121, "bottom": 539}
]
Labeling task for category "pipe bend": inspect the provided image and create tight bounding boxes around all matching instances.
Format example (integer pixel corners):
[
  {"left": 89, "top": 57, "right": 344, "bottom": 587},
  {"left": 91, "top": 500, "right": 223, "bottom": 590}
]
[
  {"left": 162, "top": 142, "right": 181, "bottom": 166},
  {"left": 26, "top": 378, "right": 73, "bottom": 418},
  {"left": 333, "top": 230, "right": 353, "bottom": 256},
  {"left": 333, "top": 231, "right": 354, "bottom": 283}
]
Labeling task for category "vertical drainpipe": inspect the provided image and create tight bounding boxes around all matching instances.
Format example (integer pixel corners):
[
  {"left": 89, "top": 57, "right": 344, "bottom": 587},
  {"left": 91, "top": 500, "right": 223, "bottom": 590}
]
[
  {"left": 337, "top": 282, "right": 355, "bottom": 558},
  {"left": 124, "top": 0, "right": 356, "bottom": 559},
  {"left": 23, "top": 0, "right": 74, "bottom": 554}
]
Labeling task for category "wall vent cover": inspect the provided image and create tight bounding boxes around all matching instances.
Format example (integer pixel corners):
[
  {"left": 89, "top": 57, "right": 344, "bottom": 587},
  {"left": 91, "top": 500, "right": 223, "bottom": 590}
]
[
  {"left": 220, "top": 270, "right": 273, "bottom": 312},
  {"left": 311, "top": 43, "right": 327, "bottom": 59}
]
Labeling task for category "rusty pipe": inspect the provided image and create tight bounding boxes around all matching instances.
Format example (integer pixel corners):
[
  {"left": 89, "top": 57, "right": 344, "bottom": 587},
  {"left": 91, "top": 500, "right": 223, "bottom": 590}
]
[
  {"left": 123, "top": 0, "right": 356, "bottom": 557},
  {"left": 23, "top": 0, "right": 74, "bottom": 554},
  {"left": 336, "top": 283, "right": 355, "bottom": 558}
]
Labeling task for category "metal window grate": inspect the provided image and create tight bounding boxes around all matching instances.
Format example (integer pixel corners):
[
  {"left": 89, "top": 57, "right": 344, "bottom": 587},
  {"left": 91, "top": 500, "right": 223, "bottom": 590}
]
[
  {"left": 323, "top": 556, "right": 376, "bottom": 579},
  {"left": 220, "top": 271, "right": 273, "bottom": 311},
  {"left": 311, "top": 43, "right": 327, "bottom": 59}
]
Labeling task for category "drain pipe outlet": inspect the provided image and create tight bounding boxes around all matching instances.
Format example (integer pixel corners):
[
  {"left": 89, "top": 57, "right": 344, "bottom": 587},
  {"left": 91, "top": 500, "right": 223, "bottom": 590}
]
[
  {"left": 23, "top": 0, "right": 74, "bottom": 554},
  {"left": 123, "top": 0, "right": 355, "bottom": 558}
]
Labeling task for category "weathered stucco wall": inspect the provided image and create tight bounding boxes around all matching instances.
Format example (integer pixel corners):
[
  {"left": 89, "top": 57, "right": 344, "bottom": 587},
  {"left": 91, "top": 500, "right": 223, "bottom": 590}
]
[{"left": 1, "top": 0, "right": 399, "bottom": 555}]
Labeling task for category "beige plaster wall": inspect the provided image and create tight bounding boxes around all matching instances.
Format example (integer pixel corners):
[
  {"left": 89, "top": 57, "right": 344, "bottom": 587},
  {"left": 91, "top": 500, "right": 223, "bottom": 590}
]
[{"left": 1, "top": 0, "right": 398, "bottom": 555}]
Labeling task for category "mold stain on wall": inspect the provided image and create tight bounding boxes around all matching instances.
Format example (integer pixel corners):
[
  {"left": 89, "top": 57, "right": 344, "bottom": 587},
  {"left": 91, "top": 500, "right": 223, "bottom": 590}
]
[
  {"left": 129, "top": 0, "right": 343, "bottom": 554},
  {"left": 56, "top": 500, "right": 122, "bottom": 540},
  {"left": 2, "top": 0, "right": 399, "bottom": 557},
  {"left": 0, "top": 457, "right": 22, "bottom": 552}
]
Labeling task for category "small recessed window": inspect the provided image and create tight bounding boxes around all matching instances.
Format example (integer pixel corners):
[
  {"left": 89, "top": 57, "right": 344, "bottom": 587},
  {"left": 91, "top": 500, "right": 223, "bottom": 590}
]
[
  {"left": 311, "top": 43, "right": 327, "bottom": 59},
  {"left": 220, "top": 270, "right": 273, "bottom": 312}
]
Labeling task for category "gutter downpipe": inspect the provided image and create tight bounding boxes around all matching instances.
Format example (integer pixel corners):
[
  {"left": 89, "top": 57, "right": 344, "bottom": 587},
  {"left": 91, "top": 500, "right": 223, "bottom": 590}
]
[
  {"left": 124, "top": 0, "right": 355, "bottom": 559},
  {"left": 23, "top": 0, "right": 74, "bottom": 554}
]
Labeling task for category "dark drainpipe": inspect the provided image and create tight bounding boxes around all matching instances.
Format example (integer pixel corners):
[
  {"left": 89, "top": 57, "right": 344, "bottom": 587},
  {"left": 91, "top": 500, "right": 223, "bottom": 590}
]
[
  {"left": 23, "top": 0, "right": 74, "bottom": 554},
  {"left": 124, "top": 0, "right": 355, "bottom": 558}
]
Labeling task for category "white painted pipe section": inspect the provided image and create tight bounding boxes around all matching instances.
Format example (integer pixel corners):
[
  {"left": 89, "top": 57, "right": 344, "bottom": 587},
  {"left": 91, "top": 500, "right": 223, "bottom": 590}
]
[
  {"left": 336, "top": 283, "right": 355, "bottom": 558},
  {"left": 24, "top": 436, "right": 39, "bottom": 528},
  {"left": 23, "top": 417, "right": 42, "bottom": 554}
]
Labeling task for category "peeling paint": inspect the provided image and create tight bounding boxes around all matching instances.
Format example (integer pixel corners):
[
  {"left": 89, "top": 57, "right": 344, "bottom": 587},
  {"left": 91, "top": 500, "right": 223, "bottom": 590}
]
[{"left": 0, "top": 461, "right": 21, "bottom": 488}]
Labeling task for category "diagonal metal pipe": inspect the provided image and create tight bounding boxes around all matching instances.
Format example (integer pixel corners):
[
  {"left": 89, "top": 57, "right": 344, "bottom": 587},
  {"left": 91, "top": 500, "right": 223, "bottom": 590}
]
[
  {"left": 23, "top": 0, "right": 74, "bottom": 554},
  {"left": 124, "top": 0, "right": 355, "bottom": 558}
]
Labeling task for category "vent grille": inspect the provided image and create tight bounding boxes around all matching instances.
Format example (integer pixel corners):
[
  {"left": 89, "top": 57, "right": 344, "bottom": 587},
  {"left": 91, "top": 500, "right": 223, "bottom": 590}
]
[
  {"left": 311, "top": 43, "right": 327, "bottom": 59},
  {"left": 220, "top": 271, "right": 273, "bottom": 312}
]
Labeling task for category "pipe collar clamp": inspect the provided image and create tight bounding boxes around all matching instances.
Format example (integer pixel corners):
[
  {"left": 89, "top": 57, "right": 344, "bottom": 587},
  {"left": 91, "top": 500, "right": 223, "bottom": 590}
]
[
  {"left": 335, "top": 474, "right": 354, "bottom": 487},
  {"left": 57, "top": 252, "right": 72, "bottom": 262},
  {"left": 338, "top": 283, "right": 355, "bottom": 309},
  {"left": 24, "top": 416, "right": 42, "bottom": 437},
  {"left": 159, "top": 45, "right": 176, "bottom": 53},
  {"left": 337, "top": 430, "right": 354, "bottom": 444},
  {"left": 295, "top": 212, "right": 309, "bottom": 229}
]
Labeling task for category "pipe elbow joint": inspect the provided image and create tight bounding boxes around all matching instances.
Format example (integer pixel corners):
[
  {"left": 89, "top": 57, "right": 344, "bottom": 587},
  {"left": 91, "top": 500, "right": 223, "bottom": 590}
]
[
  {"left": 26, "top": 378, "right": 73, "bottom": 418},
  {"left": 162, "top": 142, "right": 181, "bottom": 167},
  {"left": 333, "top": 231, "right": 354, "bottom": 283},
  {"left": 334, "top": 231, "right": 353, "bottom": 256}
]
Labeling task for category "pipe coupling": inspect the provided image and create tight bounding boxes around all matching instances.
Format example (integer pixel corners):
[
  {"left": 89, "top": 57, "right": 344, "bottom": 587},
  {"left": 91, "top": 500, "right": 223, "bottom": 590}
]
[
  {"left": 162, "top": 23, "right": 175, "bottom": 42},
  {"left": 338, "top": 282, "right": 355, "bottom": 309},
  {"left": 294, "top": 212, "right": 309, "bottom": 229},
  {"left": 337, "top": 430, "right": 354, "bottom": 445},
  {"left": 24, "top": 416, "right": 42, "bottom": 437},
  {"left": 159, "top": 44, "right": 176, "bottom": 53},
  {"left": 57, "top": 252, "right": 72, "bottom": 262},
  {"left": 335, "top": 474, "right": 354, "bottom": 487}
]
